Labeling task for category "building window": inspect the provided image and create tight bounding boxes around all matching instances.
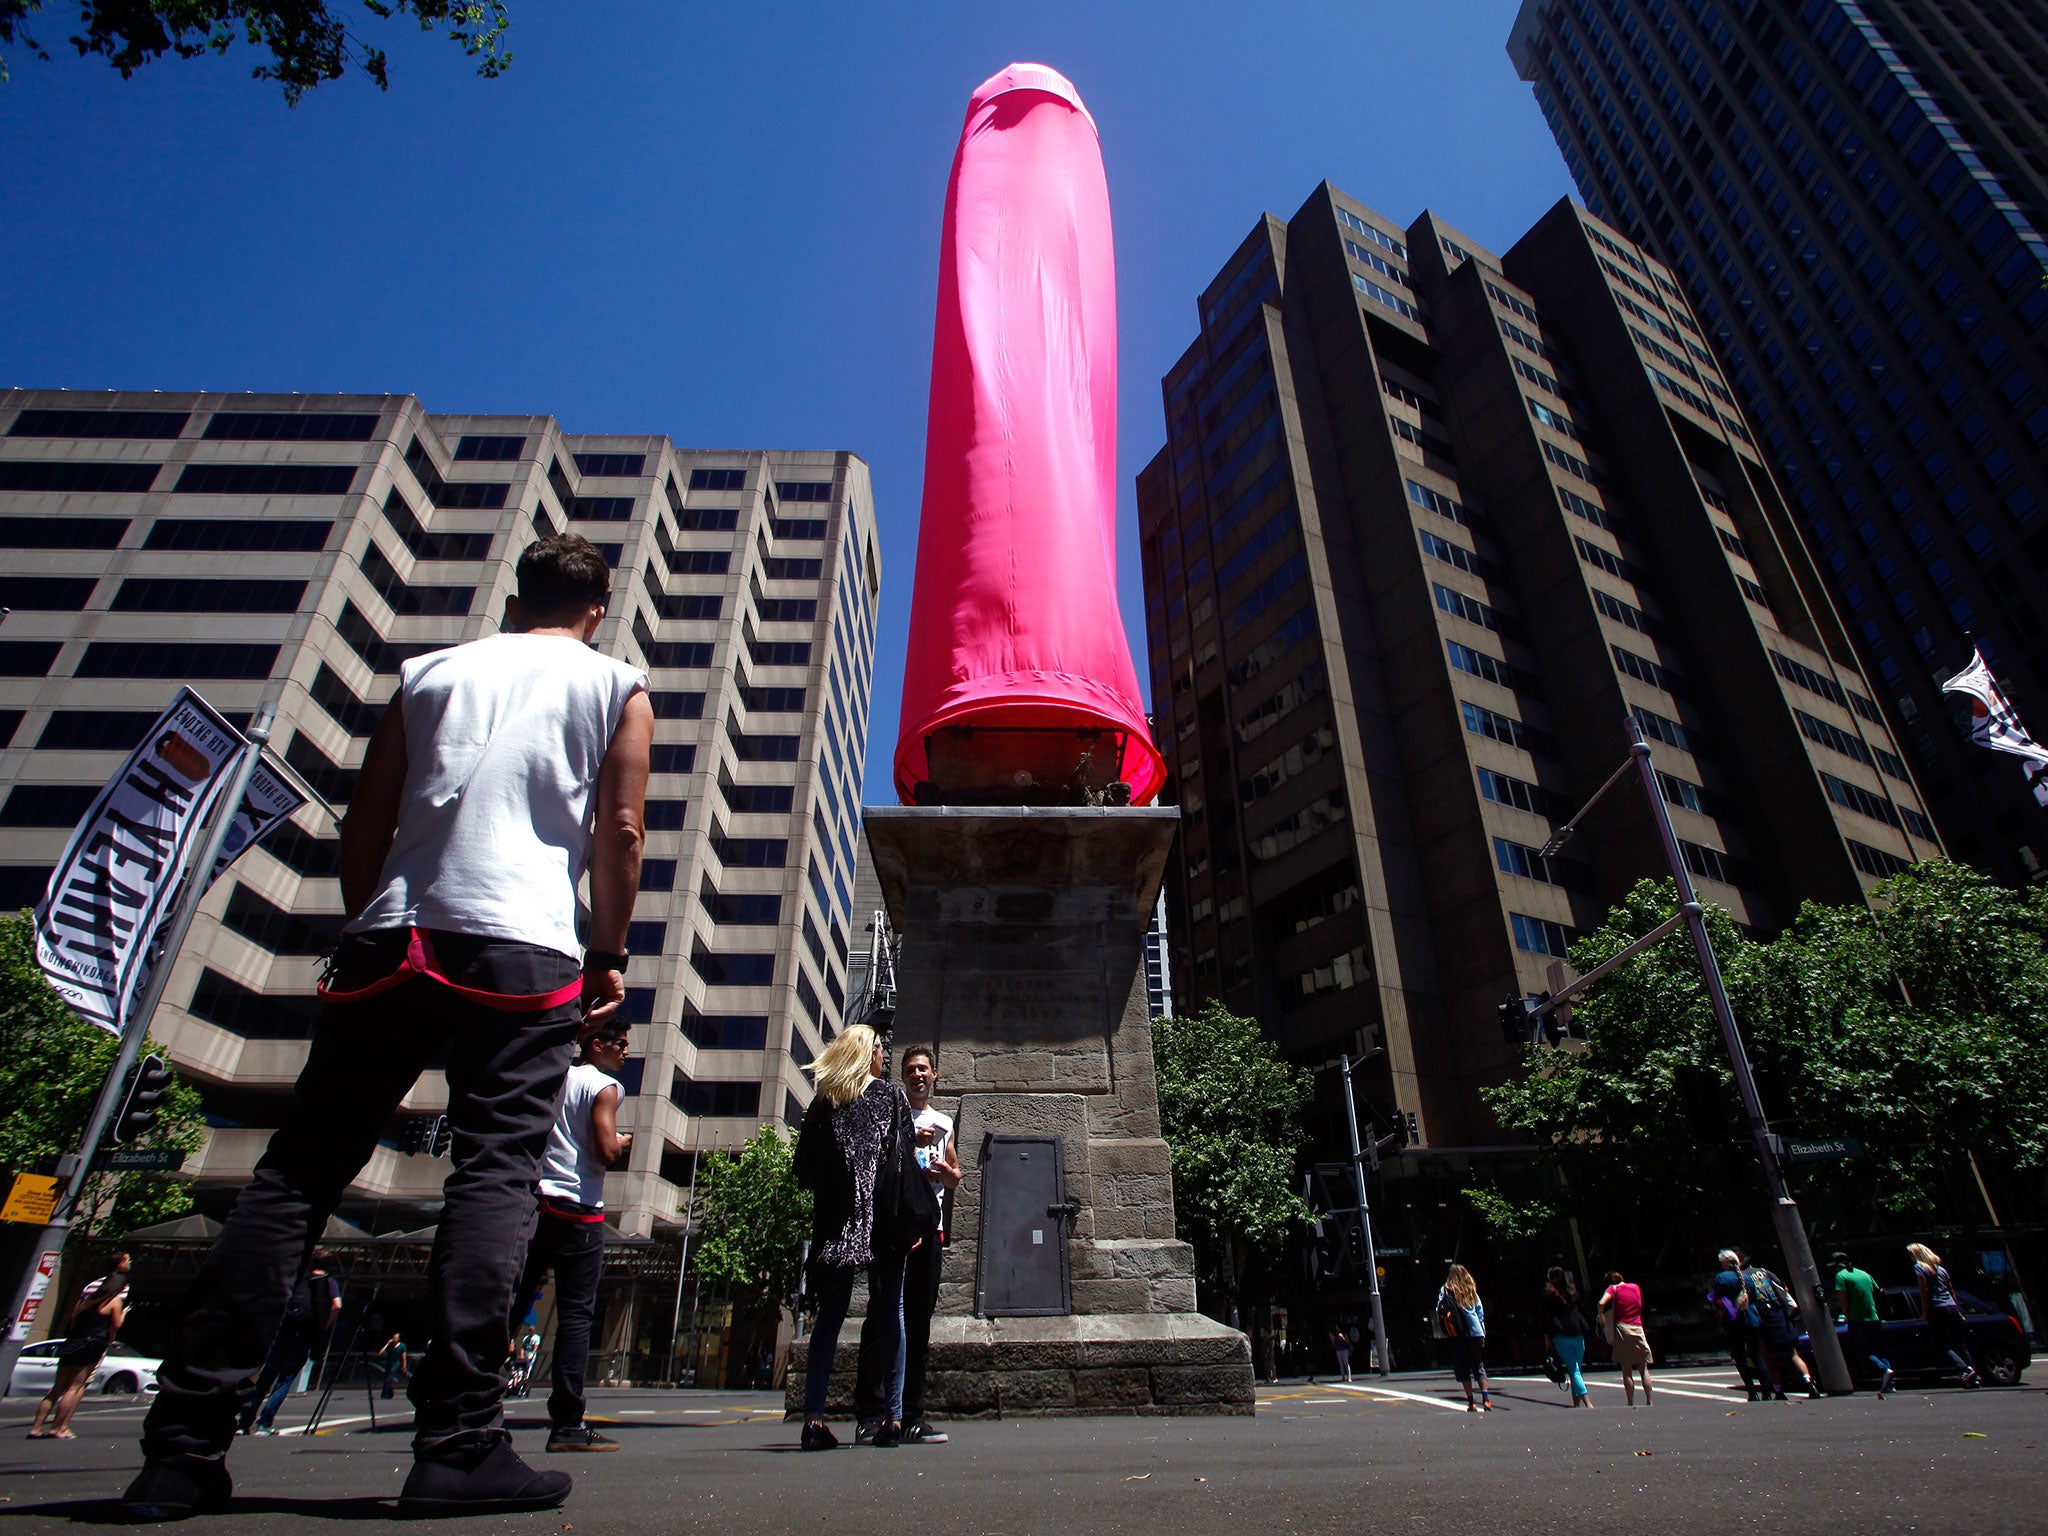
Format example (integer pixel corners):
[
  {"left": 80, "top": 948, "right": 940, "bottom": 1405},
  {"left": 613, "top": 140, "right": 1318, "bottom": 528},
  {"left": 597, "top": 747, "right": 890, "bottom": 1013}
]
[
  {"left": 0, "top": 462, "right": 160, "bottom": 493},
  {"left": 1462, "top": 700, "right": 1530, "bottom": 752},
  {"left": 310, "top": 665, "right": 382, "bottom": 737},
  {"left": 702, "top": 882, "right": 782, "bottom": 925},
  {"left": 763, "top": 557, "right": 823, "bottom": 580},
  {"left": 454, "top": 435, "right": 524, "bottom": 461},
  {"left": 1448, "top": 640, "right": 1522, "bottom": 691},
  {"left": 111, "top": 577, "right": 306, "bottom": 614},
  {"left": 203, "top": 411, "right": 375, "bottom": 441},
  {"left": 1656, "top": 770, "right": 1706, "bottom": 814},
  {"left": 1419, "top": 529, "right": 1481, "bottom": 575},
  {"left": 770, "top": 516, "right": 827, "bottom": 540},
  {"left": 649, "top": 692, "right": 706, "bottom": 720},
  {"left": 679, "top": 1008, "right": 769, "bottom": 1050},
  {"left": 145, "top": 518, "right": 332, "bottom": 553},
  {"left": 574, "top": 453, "right": 646, "bottom": 478},
  {"left": 689, "top": 468, "right": 746, "bottom": 491},
  {"left": 222, "top": 884, "right": 343, "bottom": 955},
  {"left": 11, "top": 408, "right": 188, "bottom": 439},
  {"left": 173, "top": 463, "right": 356, "bottom": 497},
  {"left": 1632, "top": 706, "right": 1693, "bottom": 753},
  {"left": 186, "top": 969, "right": 319, "bottom": 1038},
  {"left": 639, "top": 860, "right": 677, "bottom": 891},
  {"left": 0, "top": 516, "right": 128, "bottom": 548},
  {"left": 76, "top": 642, "right": 277, "bottom": 679},
  {"left": 667, "top": 549, "right": 731, "bottom": 576},
  {"left": 650, "top": 743, "right": 696, "bottom": 774},
  {"left": 644, "top": 800, "right": 687, "bottom": 831},
  {"left": 1820, "top": 772, "right": 1902, "bottom": 828},
  {"left": 1849, "top": 840, "right": 1914, "bottom": 878},
  {"left": 0, "top": 783, "right": 99, "bottom": 826},
  {"left": 36, "top": 710, "right": 155, "bottom": 751},
  {"left": 668, "top": 1070, "right": 762, "bottom": 1118},
  {"left": 709, "top": 831, "right": 788, "bottom": 868},
  {"left": 775, "top": 481, "right": 833, "bottom": 502},
  {"left": 745, "top": 638, "right": 812, "bottom": 668},
  {"left": 1510, "top": 912, "right": 1573, "bottom": 958},
  {"left": 1681, "top": 841, "right": 1737, "bottom": 887},
  {"left": 570, "top": 496, "right": 635, "bottom": 521},
  {"left": 1477, "top": 766, "right": 1548, "bottom": 815},
  {"left": 0, "top": 577, "right": 96, "bottom": 611},
  {"left": 689, "top": 941, "right": 775, "bottom": 988}
]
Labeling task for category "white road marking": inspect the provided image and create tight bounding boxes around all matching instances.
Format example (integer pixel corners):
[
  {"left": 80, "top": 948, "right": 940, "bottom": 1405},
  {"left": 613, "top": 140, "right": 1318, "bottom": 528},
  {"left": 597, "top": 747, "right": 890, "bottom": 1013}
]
[
  {"left": 282, "top": 1414, "right": 375, "bottom": 1436},
  {"left": 1317, "top": 1381, "right": 1472, "bottom": 1413},
  {"left": 1585, "top": 1379, "right": 1739, "bottom": 1404}
]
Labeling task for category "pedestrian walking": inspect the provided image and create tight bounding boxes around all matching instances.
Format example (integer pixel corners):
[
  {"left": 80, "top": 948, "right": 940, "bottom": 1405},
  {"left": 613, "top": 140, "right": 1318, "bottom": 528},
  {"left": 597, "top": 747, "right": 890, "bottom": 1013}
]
[
  {"left": 241, "top": 1254, "right": 341, "bottom": 1434},
  {"left": 1830, "top": 1251, "right": 1892, "bottom": 1396},
  {"left": 28, "top": 1252, "right": 130, "bottom": 1440},
  {"left": 792, "top": 1025, "right": 937, "bottom": 1450},
  {"left": 1330, "top": 1325, "right": 1352, "bottom": 1383},
  {"left": 375, "top": 1334, "right": 409, "bottom": 1401},
  {"left": 1436, "top": 1264, "right": 1491, "bottom": 1411},
  {"left": 1597, "top": 1270, "right": 1653, "bottom": 1406},
  {"left": 853, "top": 1045, "right": 958, "bottom": 1446},
  {"left": 1909, "top": 1243, "right": 1979, "bottom": 1388},
  {"left": 1540, "top": 1267, "right": 1592, "bottom": 1408},
  {"left": 1709, "top": 1248, "right": 1773, "bottom": 1401},
  {"left": 121, "top": 534, "right": 653, "bottom": 1521},
  {"left": 508, "top": 1017, "right": 635, "bottom": 1452},
  {"left": 1740, "top": 1260, "right": 1818, "bottom": 1399}
]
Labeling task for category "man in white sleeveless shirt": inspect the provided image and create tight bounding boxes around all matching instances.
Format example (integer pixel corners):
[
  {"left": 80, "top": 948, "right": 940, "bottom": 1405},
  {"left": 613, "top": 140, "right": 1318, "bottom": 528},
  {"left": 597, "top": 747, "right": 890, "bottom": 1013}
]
[
  {"left": 510, "top": 1016, "right": 633, "bottom": 1452},
  {"left": 128, "top": 536, "right": 652, "bottom": 1521}
]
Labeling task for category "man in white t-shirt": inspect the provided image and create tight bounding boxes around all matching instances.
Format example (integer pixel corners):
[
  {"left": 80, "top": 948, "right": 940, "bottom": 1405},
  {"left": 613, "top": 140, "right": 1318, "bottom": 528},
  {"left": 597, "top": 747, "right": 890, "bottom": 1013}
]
[
  {"left": 855, "top": 1044, "right": 959, "bottom": 1444},
  {"left": 128, "top": 534, "right": 652, "bottom": 1522},
  {"left": 511, "top": 1018, "right": 633, "bottom": 1452}
]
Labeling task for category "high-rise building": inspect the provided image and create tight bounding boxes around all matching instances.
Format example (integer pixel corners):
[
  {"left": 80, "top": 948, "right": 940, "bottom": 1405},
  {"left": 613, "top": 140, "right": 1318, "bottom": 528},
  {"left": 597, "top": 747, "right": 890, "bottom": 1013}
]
[
  {"left": 0, "top": 390, "right": 880, "bottom": 1243},
  {"left": 1508, "top": 0, "right": 2048, "bottom": 885},
  {"left": 1137, "top": 185, "right": 1937, "bottom": 1144}
]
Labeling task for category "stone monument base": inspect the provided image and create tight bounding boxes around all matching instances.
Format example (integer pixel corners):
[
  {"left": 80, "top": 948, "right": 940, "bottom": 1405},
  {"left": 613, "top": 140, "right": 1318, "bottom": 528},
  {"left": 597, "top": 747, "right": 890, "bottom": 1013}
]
[{"left": 785, "top": 1313, "right": 1254, "bottom": 1418}]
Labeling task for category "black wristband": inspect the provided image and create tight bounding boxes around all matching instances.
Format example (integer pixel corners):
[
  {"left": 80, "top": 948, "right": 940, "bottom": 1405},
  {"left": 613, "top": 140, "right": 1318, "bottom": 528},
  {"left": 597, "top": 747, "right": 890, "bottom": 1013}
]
[{"left": 583, "top": 950, "right": 628, "bottom": 976}]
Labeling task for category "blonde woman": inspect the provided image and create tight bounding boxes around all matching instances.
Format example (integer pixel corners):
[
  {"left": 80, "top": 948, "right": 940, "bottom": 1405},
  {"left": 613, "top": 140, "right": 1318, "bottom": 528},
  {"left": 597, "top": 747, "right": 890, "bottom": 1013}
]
[
  {"left": 791, "top": 1026, "right": 916, "bottom": 1449},
  {"left": 1909, "top": 1243, "right": 1979, "bottom": 1387},
  {"left": 1436, "top": 1264, "right": 1491, "bottom": 1410}
]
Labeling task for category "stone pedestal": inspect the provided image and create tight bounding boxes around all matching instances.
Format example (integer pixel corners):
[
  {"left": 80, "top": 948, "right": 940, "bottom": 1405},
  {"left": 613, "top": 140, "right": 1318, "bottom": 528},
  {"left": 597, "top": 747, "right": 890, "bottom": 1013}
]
[{"left": 787, "top": 807, "right": 1254, "bottom": 1418}]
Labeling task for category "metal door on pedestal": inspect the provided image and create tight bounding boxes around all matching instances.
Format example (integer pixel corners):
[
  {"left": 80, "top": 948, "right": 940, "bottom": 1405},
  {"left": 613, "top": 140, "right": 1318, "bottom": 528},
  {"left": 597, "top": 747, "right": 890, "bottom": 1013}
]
[{"left": 974, "top": 1134, "right": 1071, "bottom": 1316}]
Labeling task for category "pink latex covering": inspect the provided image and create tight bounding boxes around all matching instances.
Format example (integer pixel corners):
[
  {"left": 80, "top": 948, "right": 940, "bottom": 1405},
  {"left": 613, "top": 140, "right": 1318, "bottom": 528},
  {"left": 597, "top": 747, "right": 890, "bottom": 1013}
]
[{"left": 893, "top": 63, "right": 1164, "bottom": 805}]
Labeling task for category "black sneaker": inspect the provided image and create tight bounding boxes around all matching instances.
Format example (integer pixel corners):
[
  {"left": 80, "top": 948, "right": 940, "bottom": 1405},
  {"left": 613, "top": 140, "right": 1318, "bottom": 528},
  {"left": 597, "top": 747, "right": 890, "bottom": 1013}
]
[
  {"left": 398, "top": 1436, "right": 572, "bottom": 1517},
  {"left": 800, "top": 1422, "right": 839, "bottom": 1451},
  {"left": 871, "top": 1420, "right": 902, "bottom": 1448},
  {"left": 1878, "top": 1368, "right": 1894, "bottom": 1397},
  {"left": 547, "top": 1424, "right": 619, "bottom": 1453},
  {"left": 853, "top": 1418, "right": 882, "bottom": 1445},
  {"left": 121, "top": 1460, "right": 233, "bottom": 1522},
  {"left": 903, "top": 1421, "right": 949, "bottom": 1445}
]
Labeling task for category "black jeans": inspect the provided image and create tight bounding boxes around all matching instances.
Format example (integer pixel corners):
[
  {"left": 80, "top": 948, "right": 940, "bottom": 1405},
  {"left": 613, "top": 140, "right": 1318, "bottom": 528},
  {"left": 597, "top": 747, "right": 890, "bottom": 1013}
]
[
  {"left": 141, "top": 930, "right": 581, "bottom": 1467},
  {"left": 1724, "top": 1325, "right": 1772, "bottom": 1395},
  {"left": 855, "top": 1238, "right": 943, "bottom": 1424},
  {"left": 510, "top": 1213, "right": 606, "bottom": 1431}
]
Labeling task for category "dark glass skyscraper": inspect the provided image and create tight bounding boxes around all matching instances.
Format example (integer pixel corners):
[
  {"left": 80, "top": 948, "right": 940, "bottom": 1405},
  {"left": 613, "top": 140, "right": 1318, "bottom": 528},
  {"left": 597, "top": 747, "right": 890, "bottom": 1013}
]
[
  {"left": 1138, "top": 185, "right": 1936, "bottom": 1146},
  {"left": 1509, "top": 0, "right": 2048, "bottom": 884}
]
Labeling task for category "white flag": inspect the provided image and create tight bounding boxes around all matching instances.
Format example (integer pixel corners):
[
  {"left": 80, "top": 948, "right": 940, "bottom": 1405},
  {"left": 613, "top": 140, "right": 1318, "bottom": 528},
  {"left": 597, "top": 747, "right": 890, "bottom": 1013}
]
[
  {"left": 1940, "top": 646, "right": 2048, "bottom": 807},
  {"left": 29, "top": 691, "right": 292, "bottom": 1031}
]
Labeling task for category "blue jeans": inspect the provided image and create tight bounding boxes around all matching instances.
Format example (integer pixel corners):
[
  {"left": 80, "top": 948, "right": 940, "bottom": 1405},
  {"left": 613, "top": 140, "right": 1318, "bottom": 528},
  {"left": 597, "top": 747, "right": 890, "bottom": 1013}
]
[
  {"left": 1552, "top": 1333, "right": 1587, "bottom": 1396},
  {"left": 805, "top": 1253, "right": 905, "bottom": 1421}
]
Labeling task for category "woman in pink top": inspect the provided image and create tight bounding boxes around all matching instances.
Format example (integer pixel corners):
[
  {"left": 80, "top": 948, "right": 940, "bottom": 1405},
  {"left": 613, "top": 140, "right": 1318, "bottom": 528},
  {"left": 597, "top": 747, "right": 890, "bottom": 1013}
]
[{"left": 1599, "top": 1270, "right": 1654, "bottom": 1405}]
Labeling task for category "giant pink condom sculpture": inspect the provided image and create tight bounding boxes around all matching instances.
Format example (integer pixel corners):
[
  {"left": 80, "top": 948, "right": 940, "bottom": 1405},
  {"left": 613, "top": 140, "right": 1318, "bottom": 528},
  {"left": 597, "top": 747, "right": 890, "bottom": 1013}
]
[{"left": 893, "top": 63, "right": 1166, "bottom": 808}]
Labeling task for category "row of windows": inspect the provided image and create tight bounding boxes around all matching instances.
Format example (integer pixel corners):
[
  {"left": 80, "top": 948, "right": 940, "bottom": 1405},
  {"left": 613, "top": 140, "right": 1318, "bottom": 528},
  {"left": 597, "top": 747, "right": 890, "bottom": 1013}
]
[
  {"left": 0, "top": 576, "right": 95, "bottom": 611},
  {"left": 570, "top": 496, "right": 635, "bottom": 521},
  {"left": 0, "top": 461, "right": 160, "bottom": 494},
  {"left": 1448, "top": 639, "right": 1523, "bottom": 691},
  {"left": 384, "top": 488, "right": 493, "bottom": 562},
  {"left": 1613, "top": 643, "right": 1683, "bottom": 695},
  {"left": 1511, "top": 911, "right": 1573, "bottom": 958},
  {"left": 1542, "top": 439, "right": 1600, "bottom": 485},
  {"left": 1794, "top": 708, "right": 1908, "bottom": 781},
  {"left": 1769, "top": 649, "right": 1883, "bottom": 723},
  {"left": 1682, "top": 840, "right": 1740, "bottom": 889},
  {"left": 1478, "top": 765, "right": 1551, "bottom": 815},
  {"left": 359, "top": 543, "right": 473, "bottom": 618},
  {"left": 1495, "top": 837, "right": 1592, "bottom": 891},
  {"left": 206, "top": 411, "right": 375, "bottom": 442},
  {"left": 1434, "top": 582, "right": 1501, "bottom": 631},
  {"left": 1849, "top": 840, "right": 1913, "bottom": 879},
  {"left": 1407, "top": 480, "right": 1479, "bottom": 529},
  {"left": 1513, "top": 356, "right": 1565, "bottom": 398},
  {"left": 1335, "top": 206, "right": 1407, "bottom": 259},
  {"left": 716, "top": 771, "right": 794, "bottom": 814},
  {"left": 775, "top": 481, "right": 833, "bottom": 502},
  {"left": 689, "top": 941, "right": 775, "bottom": 988},
  {"left": 1574, "top": 535, "right": 1632, "bottom": 580},
  {"left": 670, "top": 1072, "right": 761, "bottom": 1119},
  {"left": 701, "top": 880, "right": 782, "bottom": 925},
  {"left": 404, "top": 439, "right": 509, "bottom": 510},
  {"left": 175, "top": 463, "right": 357, "bottom": 497},
  {"left": 453, "top": 434, "right": 523, "bottom": 461},
  {"left": 112, "top": 577, "right": 307, "bottom": 614},
  {"left": 0, "top": 515, "right": 127, "bottom": 548},
  {"left": 574, "top": 453, "right": 646, "bottom": 478},
  {"left": 679, "top": 1008, "right": 769, "bottom": 1050},
  {"left": 1248, "top": 787, "right": 1348, "bottom": 865},
  {"left": 1296, "top": 944, "right": 1370, "bottom": 1002},
  {"left": 1558, "top": 486, "right": 1619, "bottom": 532},
  {"left": 1238, "top": 723, "right": 1337, "bottom": 807},
  {"left": 1421, "top": 528, "right": 1482, "bottom": 576},
  {"left": 1354, "top": 272, "right": 1422, "bottom": 321},
  {"left": 148, "top": 517, "right": 331, "bottom": 552},
  {"left": 690, "top": 468, "right": 745, "bottom": 491},
  {"left": 1634, "top": 705, "right": 1694, "bottom": 754},
  {"left": 1592, "top": 587, "right": 1655, "bottom": 636},
  {"left": 1463, "top": 700, "right": 1533, "bottom": 753},
  {"left": 10, "top": 408, "right": 188, "bottom": 439}
]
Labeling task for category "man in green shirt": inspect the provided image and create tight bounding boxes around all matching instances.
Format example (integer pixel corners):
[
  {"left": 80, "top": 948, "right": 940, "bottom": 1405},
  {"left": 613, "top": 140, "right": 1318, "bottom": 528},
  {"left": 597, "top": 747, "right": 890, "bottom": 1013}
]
[{"left": 1831, "top": 1251, "right": 1893, "bottom": 1395}]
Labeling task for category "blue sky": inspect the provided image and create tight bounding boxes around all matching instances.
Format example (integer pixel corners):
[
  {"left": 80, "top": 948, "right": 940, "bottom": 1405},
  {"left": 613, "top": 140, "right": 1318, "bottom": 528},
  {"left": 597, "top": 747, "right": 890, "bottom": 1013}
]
[{"left": 0, "top": 0, "right": 1576, "bottom": 801}]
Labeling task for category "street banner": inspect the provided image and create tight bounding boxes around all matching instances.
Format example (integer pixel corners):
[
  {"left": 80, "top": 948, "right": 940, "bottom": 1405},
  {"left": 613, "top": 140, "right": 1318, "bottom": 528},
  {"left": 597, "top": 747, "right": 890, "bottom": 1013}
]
[
  {"left": 32, "top": 691, "right": 252, "bottom": 1031},
  {"left": 8, "top": 1249, "right": 59, "bottom": 1341},
  {"left": 1941, "top": 646, "right": 2048, "bottom": 806}
]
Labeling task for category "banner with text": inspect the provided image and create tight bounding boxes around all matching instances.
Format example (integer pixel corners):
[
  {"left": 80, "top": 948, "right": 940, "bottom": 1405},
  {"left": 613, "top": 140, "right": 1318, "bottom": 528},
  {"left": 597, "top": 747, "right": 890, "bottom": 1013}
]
[{"left": 33, "top": 691, "right": 250, "bottom": 1031}]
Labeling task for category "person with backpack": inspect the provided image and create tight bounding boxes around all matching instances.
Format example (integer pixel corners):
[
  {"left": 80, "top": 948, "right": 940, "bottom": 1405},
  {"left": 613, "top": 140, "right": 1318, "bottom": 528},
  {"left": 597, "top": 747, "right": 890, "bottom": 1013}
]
[
  {"left": 1539, "top": 1267, "right": 1592, "bottom": 1408},
  {"left": 1436, "top": 1264, "right": 1491, "bottom": 1411},
  {"left": 1709, "top": 1248, "right": 1773, "bottom": 1401},
  {"left": 1742, "top": 1260, "right": 1818, "bottom": 1399},
  {"left": 241, "top": 1255, "right": 342, "bottom": 1435},
  {"left": 1597, "top": 1270, "right": 1653, "bottom": 1406},
  {"left": 1909, "top": 1243, "right": 1979, "bottom": 1388}
]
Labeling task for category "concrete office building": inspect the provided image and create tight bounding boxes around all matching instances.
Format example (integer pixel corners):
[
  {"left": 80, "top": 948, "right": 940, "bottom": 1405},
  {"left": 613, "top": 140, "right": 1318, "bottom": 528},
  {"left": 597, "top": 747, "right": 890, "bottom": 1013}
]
[
  {"left": 1509, "top": 0, "right": 2048, "bottom": 885},
  {"left": 1137, "top": 185, "right": 1938, "bottom": 1145},
  {"left": 0, "top": 390, "right": 880, "bottom": 1248}
]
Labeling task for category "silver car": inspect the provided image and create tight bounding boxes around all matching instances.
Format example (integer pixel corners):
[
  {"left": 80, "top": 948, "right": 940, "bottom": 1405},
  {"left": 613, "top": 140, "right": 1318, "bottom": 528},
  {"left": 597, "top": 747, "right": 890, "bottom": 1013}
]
[{"left": 6, "top": 1340, "right": 162, "bottom": 1398}]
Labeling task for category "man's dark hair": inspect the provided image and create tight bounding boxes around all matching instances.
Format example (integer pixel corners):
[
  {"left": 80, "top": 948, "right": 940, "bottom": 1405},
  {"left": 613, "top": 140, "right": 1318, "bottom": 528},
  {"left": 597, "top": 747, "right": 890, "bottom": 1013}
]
[
  {"left": 516, "top": 534, "right": 611, "bottom": 621},
  {"left": 586, "top": 1019, "right": 631, "bottom": 1050},
  {"left": 900, "top": 1045, "right": 936, "bottom": 1070}
]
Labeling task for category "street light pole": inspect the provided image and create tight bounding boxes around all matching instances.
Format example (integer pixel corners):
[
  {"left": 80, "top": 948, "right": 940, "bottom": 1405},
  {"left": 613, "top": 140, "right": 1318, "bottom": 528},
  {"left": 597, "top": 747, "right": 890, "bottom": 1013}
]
[
  {"left": 1337, "top": 1053, "right": 1391, "bottom": 1377},
  {"left": 1622, "top": 718, "right": 1853, "bottom": 1394}
]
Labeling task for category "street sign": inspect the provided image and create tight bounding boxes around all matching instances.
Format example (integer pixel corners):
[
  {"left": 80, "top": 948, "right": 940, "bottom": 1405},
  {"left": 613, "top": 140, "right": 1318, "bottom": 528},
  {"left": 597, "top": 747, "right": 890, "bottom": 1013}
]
[
  {"left": 1785, "top": 1136, "right": 1864, "bottom": 1162},
  {"left": 1375, "top": 1247, "right": 1413, "bottom": 1258},
  {"left": 0, "top": 1174, "right": 59, "bottom": 1225},
  {"left": 92, "top": 1147, "right": 187, "bottom": 1172}
]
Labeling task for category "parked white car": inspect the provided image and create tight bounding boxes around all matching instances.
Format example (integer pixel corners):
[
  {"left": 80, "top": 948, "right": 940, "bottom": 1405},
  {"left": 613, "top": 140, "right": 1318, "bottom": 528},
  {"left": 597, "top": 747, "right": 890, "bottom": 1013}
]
[{"left": 6, "top": 1341, "right": 161, "bottom": 1398}]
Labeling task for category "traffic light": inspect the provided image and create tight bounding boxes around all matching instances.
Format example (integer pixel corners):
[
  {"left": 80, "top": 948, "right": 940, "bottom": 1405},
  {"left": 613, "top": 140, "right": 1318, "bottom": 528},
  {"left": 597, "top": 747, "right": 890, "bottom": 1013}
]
[
  {"left": 113, "top": 1055, "right": 173, "bottom": 1145},
  {"left": 396, "top": 1117, "right": 428, "bottom": 1155},
  {"left": 1498, "top": 995, "right": 1532, "bottom": 1044},
  {"left": 1535, "top": 992, "right": 1564, "bottom": 1046},
  {"left": 427, "top": 1115, "right": 452, "bottom": 1158}
]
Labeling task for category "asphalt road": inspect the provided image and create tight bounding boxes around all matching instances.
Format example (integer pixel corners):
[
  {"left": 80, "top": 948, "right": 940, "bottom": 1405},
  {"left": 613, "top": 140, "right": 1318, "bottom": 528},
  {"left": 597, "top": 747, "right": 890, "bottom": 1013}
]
[{"left": 0, "top": 1365, "right": 2040, "bottom": 1533}]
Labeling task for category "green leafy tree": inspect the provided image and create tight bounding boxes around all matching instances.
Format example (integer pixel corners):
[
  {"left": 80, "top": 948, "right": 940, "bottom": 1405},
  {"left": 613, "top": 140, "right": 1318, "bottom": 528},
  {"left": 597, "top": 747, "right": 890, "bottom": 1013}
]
[
  {"left": 0, "top": 0, "right": 510, "bottom": 99},
  {"left": 1482, "top": 864, "right": 2048, "bottom": 1255},
  {"left": 691, "top": 1124, "right": 811, "bottom": 1380},
  {"left": 1152, "top": 1001, "right": 1315, "bottom": 1324},
  {"left": 0, "top": 913, "right": 207, "bottom": 1239}
]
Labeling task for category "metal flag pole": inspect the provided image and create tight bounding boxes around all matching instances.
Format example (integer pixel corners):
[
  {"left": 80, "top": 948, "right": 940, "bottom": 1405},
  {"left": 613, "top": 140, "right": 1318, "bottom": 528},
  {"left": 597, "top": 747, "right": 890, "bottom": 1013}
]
[
  {"left": 1337, "top": 1054, "right": 1391, "bottom": 1377},
  {"left": 664, "top": 1115, "right": 704, "bottom": 1385},
  {"left": 0, "top": 703, "right": 274, "bottom": 1394},
  {"left": 1620, "top": 716, "right": 1853, "bottom": 1395}
]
